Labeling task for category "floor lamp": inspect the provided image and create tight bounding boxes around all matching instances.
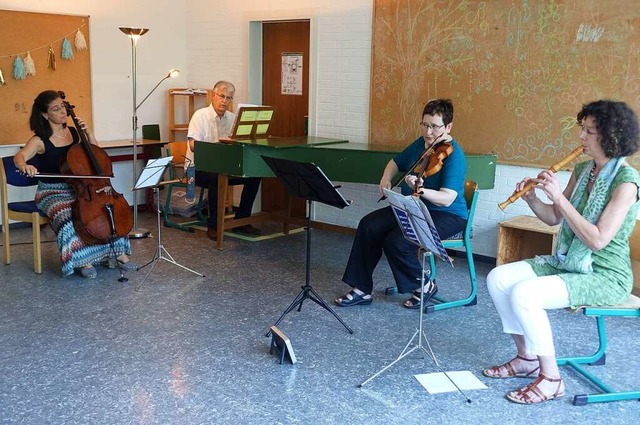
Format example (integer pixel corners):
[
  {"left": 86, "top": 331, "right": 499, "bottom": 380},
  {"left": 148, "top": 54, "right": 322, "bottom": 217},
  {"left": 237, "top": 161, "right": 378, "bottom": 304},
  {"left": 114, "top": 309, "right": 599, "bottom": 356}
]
[{"left": 119, "top": 26, "right": 179, "bottom": 238}]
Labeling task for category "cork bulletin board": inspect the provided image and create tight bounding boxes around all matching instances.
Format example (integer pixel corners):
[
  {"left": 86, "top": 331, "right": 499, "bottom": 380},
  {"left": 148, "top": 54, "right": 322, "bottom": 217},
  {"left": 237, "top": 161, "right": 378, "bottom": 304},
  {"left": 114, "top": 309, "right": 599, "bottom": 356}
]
[
  {"left": 370, "top": 1, "right": 640, "bottom": 170},
  {"left": 0, "top": 10, "right": 92, "bottom": 145}
]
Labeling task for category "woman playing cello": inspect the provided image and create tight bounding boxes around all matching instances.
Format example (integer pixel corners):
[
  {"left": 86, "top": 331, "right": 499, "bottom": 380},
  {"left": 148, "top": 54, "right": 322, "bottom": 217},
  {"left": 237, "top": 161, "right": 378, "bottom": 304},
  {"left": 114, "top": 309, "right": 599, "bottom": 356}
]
[{"left": 14, "top": 90, "right": 137, "bottom": 278}]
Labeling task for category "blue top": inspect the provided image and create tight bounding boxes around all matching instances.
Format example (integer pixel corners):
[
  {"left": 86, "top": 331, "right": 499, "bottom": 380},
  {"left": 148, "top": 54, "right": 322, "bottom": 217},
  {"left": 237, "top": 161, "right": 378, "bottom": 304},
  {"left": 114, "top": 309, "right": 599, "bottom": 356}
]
[{"left": 393, "top": 137, "right": 468, "bottom": 220}]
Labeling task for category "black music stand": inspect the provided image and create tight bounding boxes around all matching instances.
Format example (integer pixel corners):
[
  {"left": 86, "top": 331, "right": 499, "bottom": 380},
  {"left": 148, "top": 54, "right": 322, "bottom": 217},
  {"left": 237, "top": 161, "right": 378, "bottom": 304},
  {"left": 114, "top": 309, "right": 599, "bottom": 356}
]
[
  {"left": 359, "top": 189, "right": 467, "bottom": 399},
  {"left": 261, "top": 155, "right": 353, "bottom": 336}
]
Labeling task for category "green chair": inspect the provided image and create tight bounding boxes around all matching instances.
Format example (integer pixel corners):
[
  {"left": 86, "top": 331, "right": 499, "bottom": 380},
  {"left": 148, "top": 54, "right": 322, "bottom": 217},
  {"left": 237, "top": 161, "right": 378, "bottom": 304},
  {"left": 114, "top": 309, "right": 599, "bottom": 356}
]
[
  {"left": 557, "top": 295, "right": 640, "bottom": 405},
  {"left": 384, "top": 180, "right": 479, "bottom": 312},
  {"left": 424, "top": 179, "right": 479, "bottom": 313},
  {"left": 142, "top": 124, "right": 161, "bottom": 141}
]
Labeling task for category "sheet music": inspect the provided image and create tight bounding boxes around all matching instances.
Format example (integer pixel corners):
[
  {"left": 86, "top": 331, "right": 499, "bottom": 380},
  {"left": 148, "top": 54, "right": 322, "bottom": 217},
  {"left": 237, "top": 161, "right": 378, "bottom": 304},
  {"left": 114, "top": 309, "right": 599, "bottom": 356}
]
[
  {"left": 228, "top": 103, "right": 259, "bottom": 135},
  {"left": 134, "top": 156, "right": 173, "bottom": 190},
  {"left": 383, "top": 189, "right": 452, "bottom": 266}
]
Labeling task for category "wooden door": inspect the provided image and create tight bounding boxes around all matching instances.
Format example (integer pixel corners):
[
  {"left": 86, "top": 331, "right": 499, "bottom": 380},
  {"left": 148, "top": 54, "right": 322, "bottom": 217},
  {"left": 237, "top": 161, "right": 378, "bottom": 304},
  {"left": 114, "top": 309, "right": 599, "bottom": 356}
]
[{"left": 261, "top": 20, "right": 310, "bottom": 216}]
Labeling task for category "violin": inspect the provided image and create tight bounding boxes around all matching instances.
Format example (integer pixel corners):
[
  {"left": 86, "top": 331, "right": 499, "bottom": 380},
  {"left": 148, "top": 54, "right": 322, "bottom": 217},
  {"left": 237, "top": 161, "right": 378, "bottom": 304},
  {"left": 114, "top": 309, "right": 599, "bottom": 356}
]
[
  {"left": 377, "top": 135, "right": 452, "bottom": 202},
  {"left": 58, "top": 91, "right": 134, "bottom": 245},
  {"left": 412, "top": 141, "right": 453, "bottom": 194}
]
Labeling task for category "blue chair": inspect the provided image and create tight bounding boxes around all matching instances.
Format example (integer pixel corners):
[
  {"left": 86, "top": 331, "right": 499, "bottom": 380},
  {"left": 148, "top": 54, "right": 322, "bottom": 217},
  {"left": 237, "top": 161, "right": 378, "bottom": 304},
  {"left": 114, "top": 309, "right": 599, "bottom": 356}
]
[
  {"left": 557, "top": 294, "right": 640, "bottom": 405},
  {"left": 1, "top": 155, "right": 50, "bottom": 274},
  {"left": 425, "top": 179, "right": 479, "bottom": 313}
]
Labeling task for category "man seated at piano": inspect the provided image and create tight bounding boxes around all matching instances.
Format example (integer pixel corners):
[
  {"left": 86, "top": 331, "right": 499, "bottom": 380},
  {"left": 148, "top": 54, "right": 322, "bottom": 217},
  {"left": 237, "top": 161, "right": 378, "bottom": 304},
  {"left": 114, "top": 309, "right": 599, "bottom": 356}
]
[
  {"left": 334, "top": 98, "right": 468, "bottom": 309},
  {"left": 186, "top": 80, "right": 262, "bottom": 241}
]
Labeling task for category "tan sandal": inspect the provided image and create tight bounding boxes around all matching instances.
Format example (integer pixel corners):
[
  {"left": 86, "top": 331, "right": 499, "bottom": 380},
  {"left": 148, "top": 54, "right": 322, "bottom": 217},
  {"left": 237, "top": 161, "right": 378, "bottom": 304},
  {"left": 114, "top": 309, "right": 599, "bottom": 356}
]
[
  {"left": 482, "top": 355, "right": 540, "bottom": 379},
  {"left": 506, "top": 374, "right": 565, "bottom": 404}
]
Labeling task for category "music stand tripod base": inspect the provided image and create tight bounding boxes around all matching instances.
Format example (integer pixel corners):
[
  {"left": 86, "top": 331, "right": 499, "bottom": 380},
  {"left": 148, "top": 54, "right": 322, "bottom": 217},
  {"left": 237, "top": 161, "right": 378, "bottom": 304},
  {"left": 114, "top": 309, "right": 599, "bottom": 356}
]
[
  {"left": 261, "top": 156, "right": 353, "bottom": 337},
  {"left": 137, "top": 185, "right": 205, "bottom": 287},
  {"left": 132, "top": 159, "right": 205, "bottom": 287},
  {"left": 359, "top": 249, "right": 434, "bottom": 387}
]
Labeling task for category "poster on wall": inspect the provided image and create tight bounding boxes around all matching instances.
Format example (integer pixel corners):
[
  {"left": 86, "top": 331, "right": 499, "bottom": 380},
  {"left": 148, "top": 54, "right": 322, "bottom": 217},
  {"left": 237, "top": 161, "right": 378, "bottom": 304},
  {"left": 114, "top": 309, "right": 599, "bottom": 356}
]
[{"left": 281, "top": 52, "right": 303, "bottom": 95}]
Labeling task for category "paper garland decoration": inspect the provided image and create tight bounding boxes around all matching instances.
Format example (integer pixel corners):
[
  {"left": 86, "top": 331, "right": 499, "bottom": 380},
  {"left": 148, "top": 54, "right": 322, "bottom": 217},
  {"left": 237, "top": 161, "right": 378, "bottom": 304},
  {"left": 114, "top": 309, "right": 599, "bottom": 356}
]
[
  {"left": 13, "top": 56, "right": 26, "bottom": 80},
  {"left": 24, "top": 52, "right": 36, "bottom": 76},
  {"left": 61, "top": 37, "right": 74, "bottom": 59},
  {"left": 0, "top": 23, "right": 87, "bottom": 85},
  {"left": 75, "top": 29, "right": 87, "bottom": 51},
  {"left": 47, "top": 45, "right": 56, "bottom": 70}
]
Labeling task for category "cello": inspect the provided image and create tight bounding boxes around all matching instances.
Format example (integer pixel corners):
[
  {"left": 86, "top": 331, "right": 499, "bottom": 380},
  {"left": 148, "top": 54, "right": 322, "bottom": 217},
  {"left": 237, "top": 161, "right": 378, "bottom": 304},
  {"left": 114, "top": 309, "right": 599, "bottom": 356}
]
[{"left": 58, "top": 91, "right": 134, "bottom": 245}]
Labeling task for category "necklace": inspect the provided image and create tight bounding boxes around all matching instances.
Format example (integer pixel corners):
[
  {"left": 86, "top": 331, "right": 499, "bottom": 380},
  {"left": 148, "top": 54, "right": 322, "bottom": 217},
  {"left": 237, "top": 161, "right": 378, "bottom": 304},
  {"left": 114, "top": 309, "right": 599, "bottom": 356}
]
[
  {"left": 588, "top": 164, "right": 597, "bottom": 183},
  {"left": 52, "top": 129, "right": 67, "bottom": 139}
]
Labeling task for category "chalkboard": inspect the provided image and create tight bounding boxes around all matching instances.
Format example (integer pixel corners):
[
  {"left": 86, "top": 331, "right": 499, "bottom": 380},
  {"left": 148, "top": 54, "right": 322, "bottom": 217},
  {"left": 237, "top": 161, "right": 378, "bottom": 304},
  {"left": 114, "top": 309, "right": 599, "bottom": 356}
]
[
  {"left": 371, "top": 0, "right": 640, "bottom": 170},
  {"left": 0, "top": 10, "right": 92, "bottom": 145}
]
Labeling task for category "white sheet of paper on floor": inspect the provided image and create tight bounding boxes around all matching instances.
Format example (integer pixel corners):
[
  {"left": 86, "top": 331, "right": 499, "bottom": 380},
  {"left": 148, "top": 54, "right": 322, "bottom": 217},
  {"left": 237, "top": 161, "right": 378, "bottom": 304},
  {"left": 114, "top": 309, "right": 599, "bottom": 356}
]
[{"left": 414, "top": 371, "right": 487, "bottom": 394}]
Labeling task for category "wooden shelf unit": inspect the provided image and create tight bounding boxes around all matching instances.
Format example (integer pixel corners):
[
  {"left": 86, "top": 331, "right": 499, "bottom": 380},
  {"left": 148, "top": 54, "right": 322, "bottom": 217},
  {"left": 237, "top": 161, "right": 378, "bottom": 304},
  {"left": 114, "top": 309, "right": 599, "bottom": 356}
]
[{"left": 168, "top": 88, "right": 213, "bottom": 142}]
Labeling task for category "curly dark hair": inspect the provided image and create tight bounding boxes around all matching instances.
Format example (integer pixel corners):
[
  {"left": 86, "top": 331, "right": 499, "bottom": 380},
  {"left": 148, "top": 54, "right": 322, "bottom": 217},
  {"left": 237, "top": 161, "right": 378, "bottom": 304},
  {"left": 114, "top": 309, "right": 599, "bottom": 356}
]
[
  {"left": 30, "top": 90, "right": 66, "bottom": 140},
  {"left": 577, "top": 100, "right": 640, "bottom": 157},
  {"left": 422, "top": 99, "right": 454, "bottom": 126}
]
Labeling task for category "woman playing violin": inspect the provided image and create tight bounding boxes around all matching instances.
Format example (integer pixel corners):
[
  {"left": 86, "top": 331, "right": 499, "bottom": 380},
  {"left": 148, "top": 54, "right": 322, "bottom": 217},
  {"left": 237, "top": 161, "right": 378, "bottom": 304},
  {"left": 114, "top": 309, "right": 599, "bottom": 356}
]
[
  {"left": 14, "top": 90, "right": 137, "bottom": 278},
  {"left": 335, "top": 98, "right": 468, "bottom": 309},
  {"left": 483, "top": 100, "right": 640, "bottom": 404}
]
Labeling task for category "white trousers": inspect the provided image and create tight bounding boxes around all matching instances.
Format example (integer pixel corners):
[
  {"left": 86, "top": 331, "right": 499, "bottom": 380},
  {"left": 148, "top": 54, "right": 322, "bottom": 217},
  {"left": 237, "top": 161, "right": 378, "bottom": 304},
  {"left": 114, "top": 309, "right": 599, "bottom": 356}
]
[{"left": 486, "top": 261, "right": 570, "bottom": 356}]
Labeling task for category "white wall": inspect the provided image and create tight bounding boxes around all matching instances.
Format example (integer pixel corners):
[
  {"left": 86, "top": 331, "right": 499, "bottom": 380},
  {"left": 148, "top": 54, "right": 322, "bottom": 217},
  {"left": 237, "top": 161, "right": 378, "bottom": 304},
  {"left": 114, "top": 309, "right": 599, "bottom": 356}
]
[
  {"left": 1, "top": 0, "right": 603, "bottom": 260},
  {"left": 183, "top": 0, "right": 569, "bottom": 259},
  {"left": 0, "top": 0, "right": 189, "bottom": 203}
]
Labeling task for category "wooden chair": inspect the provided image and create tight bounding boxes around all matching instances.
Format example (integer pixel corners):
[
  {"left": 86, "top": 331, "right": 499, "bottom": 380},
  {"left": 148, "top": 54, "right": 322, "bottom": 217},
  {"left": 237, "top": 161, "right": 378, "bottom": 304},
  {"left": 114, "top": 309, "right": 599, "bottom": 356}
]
[
  {"left": 161, "top": 141, "right": 235, "bottom": 232},
  {"left": 162, "top": 141, "right": 206, "bottom": 232},
  {"left": 1, "top": 155, "right": 50, "bottom": 274},
  {"left": 425, "top": 179, "right": 479, "bottom": 313}
]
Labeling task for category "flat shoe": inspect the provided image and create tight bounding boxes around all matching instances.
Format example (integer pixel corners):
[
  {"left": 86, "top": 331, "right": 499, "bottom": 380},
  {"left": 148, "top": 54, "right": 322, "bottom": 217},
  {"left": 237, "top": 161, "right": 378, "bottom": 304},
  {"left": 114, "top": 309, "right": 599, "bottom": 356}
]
[
  {"left": 118, "top": 260, "right": 139, "bottom": 271},
  {"left": 403, "top": 282, "right": 438, "bottom": 309},
  {"left": 334, "top": 290, "right": 372, "bottom": 307},
  {"left": 80, "top": 266, "right": 97, "bottom": 279},
  {"left": 483, "top": 355, "right": 540, "bottom": 379},
  {"left": 506, "top": 374, "right": 565, "bottom": 404},
  {"left": 207, "top": 226, "right": 217, "bottom": 241}
]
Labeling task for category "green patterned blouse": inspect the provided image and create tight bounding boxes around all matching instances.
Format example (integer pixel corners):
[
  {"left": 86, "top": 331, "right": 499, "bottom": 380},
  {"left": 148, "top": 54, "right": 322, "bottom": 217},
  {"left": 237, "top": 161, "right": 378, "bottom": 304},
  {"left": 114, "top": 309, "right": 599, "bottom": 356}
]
[{"left": 526, "top": 161, "right": 640, "bottom": 307}]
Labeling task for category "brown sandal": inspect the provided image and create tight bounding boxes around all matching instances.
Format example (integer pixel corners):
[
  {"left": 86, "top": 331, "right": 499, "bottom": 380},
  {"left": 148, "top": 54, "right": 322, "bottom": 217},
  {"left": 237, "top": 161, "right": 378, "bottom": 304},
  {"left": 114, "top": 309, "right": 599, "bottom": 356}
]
[
  {"left": 506, "top": 374, "right": 565, "bottom": 404},
  {"left": 482, "top": 355, "right": 540, "bottom": 379}
]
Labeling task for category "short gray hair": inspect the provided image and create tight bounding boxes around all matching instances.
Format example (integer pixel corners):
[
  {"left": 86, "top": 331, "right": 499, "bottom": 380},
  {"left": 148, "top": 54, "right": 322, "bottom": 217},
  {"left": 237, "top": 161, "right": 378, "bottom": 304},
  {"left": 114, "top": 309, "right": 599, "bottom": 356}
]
[{"left": 213, "top": 80, "right": 235, "bottom": 93}]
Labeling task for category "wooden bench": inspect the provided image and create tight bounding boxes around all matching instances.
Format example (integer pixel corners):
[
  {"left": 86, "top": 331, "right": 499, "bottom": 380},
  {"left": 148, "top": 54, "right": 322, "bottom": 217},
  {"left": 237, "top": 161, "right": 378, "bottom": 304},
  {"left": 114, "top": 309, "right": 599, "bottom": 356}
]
[{"left": 557, "top": 295, "right": 640, "bottom": 405}]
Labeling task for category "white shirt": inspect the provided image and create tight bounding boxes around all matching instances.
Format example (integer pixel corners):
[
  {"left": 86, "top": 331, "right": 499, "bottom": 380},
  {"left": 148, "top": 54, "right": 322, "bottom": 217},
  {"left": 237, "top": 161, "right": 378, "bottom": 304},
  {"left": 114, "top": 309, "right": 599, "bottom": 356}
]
[{"left": 185, "top": 105, "right": 235, "bottom": 169}]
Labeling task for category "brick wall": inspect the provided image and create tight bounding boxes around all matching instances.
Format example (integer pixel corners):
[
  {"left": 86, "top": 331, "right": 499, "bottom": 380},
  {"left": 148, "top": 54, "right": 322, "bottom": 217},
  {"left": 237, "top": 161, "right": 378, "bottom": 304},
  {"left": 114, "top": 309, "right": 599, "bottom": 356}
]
[{"left": 184, "top": 0, "right": 636, "bottom": 261}]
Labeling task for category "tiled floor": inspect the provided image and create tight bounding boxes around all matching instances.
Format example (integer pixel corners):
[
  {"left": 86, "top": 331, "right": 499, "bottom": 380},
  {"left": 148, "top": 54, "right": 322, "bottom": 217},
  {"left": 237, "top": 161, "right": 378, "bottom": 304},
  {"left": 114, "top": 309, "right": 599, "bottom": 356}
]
[{"left": 1, "top": 211, "right": 639, "bottom": 424}]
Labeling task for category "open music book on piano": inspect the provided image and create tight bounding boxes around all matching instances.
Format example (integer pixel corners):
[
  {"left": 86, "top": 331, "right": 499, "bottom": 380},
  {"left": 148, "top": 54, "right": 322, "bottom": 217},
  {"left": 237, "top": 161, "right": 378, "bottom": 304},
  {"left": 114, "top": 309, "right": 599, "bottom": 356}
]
[{"left": 220, "top": 104, "right": 275, "bottom": 141}]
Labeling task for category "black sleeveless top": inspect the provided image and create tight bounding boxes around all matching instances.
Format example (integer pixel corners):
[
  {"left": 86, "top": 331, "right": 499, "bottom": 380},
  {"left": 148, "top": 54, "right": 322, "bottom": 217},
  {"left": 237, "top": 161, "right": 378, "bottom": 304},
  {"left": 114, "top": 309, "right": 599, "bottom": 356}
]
[{"left": 36, "top": 126, "right": 80, "bottom": 183}]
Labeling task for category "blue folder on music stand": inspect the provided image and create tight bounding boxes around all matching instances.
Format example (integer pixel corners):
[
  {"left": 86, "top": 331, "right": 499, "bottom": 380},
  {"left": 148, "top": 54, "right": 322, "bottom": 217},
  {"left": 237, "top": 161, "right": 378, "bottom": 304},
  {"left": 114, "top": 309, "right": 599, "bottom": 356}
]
[{"left": 383, "top": 188, "right": 452, "bottom": 266}]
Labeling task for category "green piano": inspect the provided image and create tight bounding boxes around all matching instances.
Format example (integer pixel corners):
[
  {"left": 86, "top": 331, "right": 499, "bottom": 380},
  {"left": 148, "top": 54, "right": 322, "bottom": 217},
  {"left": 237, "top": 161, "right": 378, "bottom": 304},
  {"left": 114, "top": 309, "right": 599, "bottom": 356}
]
[{"left": 196, "top": 136, "right": 496, "bottom": 249}]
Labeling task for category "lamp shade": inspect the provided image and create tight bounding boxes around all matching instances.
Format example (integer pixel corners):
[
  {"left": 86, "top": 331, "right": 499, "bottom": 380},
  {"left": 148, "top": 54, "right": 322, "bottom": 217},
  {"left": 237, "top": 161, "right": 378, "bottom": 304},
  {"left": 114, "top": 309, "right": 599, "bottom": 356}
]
[{"left": 119, "top": 27, "right": 149, "bottom": 38}]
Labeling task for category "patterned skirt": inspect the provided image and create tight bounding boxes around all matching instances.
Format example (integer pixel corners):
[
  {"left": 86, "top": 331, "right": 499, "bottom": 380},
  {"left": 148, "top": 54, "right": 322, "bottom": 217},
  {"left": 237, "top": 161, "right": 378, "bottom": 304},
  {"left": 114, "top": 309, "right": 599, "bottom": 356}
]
[{"left": 35, "top": 181, "right": 131, "bottom": 277}]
